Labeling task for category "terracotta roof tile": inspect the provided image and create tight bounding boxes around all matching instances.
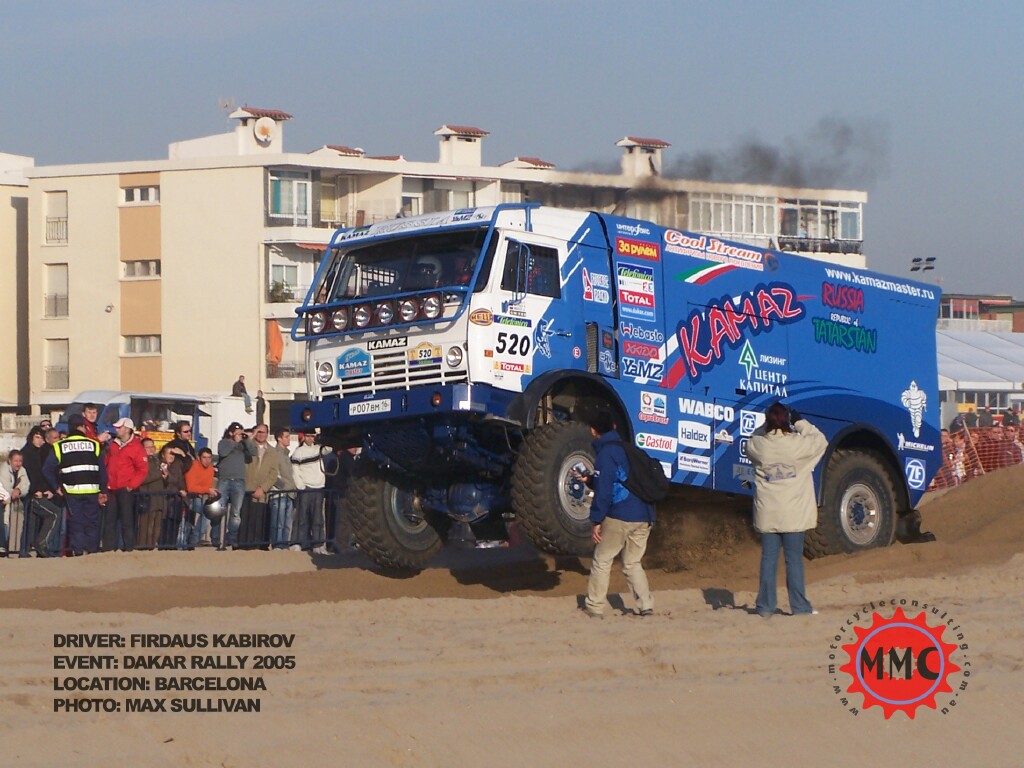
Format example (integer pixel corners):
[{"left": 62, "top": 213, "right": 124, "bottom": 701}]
[
  {"left": 368, "top": 155, "right": 404, "bottom": 161},
  {"left": 435, "top": 124, "right": 489, "bottom": 137},
  {"left": 509, "top": 156, "right": 555, "bottom": 169},
  {"left": 239, "top": 106, "right": 293, "bottom": 121},
  {"left": 618, "top": 136, "right": 671, "bottom": 149},
  {"left": 324, "top": 145, "right": 365, "bottom": 157}
]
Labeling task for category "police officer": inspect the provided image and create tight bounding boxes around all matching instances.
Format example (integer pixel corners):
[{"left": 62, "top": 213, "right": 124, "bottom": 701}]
[{"left": 43, "top": 413, "right": 108, "bottom": 555}]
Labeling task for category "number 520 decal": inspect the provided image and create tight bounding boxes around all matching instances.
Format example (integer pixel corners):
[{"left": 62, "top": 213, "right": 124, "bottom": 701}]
[{"left": 496, "top": 331, "right": 531, "bottom": 356}]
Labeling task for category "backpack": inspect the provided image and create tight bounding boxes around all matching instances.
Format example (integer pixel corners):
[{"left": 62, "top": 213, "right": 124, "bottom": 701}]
[{"left": 611, "top": 440, "right": 671, "bottom": 504}]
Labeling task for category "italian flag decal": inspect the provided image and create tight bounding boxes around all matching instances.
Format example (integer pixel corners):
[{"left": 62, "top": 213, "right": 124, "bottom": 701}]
[{"left": 675, "top": 263, "right": 737, "bottom": 285}]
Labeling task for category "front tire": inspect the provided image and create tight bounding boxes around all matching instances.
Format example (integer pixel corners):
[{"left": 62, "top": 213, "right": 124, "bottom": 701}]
[
  {"left": 511, "top": 421, "right": 595, "bottom": 556},
  {"left": 805, "top": 449, "right": 897, "bottom": 558},
  {"left": 348, "top": 472, "right": 445, "bottom": 570}
]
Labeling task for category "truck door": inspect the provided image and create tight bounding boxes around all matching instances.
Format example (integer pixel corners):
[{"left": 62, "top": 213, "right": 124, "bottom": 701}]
[{"left": 470, "top": 234, "right": 598, "bottom": 390}]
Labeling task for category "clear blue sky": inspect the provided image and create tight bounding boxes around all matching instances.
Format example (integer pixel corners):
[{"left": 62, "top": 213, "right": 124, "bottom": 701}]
[{"left": 2, "top": 0, "right": 1021, "bottom": 297}]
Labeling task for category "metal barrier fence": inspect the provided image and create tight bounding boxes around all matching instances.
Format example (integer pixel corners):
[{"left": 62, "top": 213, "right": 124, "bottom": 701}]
[
  {"left": 3, "top": 488, "right": 343, "bottom": 557},
  {"left": 928, "top": 425, "right": 1024, "bottom": 490}
]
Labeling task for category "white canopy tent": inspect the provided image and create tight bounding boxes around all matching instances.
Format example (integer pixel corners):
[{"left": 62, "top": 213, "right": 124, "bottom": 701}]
[{"left": 936, "top": 330, "right": 1024, "bottom": 392}]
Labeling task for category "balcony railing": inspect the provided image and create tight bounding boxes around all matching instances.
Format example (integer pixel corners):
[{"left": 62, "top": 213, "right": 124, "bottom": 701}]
[
  {"left": 267, "top": 361, "right": 306, "bottom": 379},
  {"left": 46, "top": 217, "right": 68, "bottom": 244},
  {"left": 777, "top": 236, "right": 862, "bottom": 255},
  {"left": 44, "top": 366, "right": 69, "bottom": 390},
  {"left": 44, "top": 294, "right": 69, "bottom": 318},
  {"left": 266, "top": 282, "right": 310, "bottom": 304}
]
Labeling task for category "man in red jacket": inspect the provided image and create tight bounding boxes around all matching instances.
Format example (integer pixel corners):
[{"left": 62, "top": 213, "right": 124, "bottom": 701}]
[{"left": 102, "top": 417, "right": 149, "bottom": 551}]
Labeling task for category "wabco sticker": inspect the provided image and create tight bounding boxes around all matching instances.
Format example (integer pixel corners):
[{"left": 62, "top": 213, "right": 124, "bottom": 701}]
[
  {"left": 408, "top": 343, "right": 441, "bottom": 367},
  {"left": 367, "top": 337, "right": 408, "bottom": 351},
  {"left": 470, "top": 309, "right": 493, "bottom": 326},
  {"left": 679, "top": 398, "right": 735, "bottom": 423},
  {"left": 348, "top": 399, "right": 391, "bottom": 416},
  {"left": 677, "top": 453, "right": 711, "bottom": 475},
  {"left": 336, "top": 349, "right": 371, "bottom": 379}
]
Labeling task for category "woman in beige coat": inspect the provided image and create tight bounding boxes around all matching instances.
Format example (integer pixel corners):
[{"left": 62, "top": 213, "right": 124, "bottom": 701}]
[{"left": 745, "top": 402, "right": 827, "bottom": 618}]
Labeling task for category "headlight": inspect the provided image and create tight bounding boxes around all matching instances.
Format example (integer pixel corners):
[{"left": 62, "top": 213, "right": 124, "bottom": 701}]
[
  {"left": 331, "top": 308, "right": 349, "bottom": 331},
  {"left": 376, "top": 301, "right": 395, "bottom": 325},
  {"left": 421, "top": 294, "right": 442, "bottom": 320},
  {"left": 445, "top": 345, "right": 464, "bottom": 368},
  {"left": 353, "top": 304, "right": 372, "bottom": 328},
  {"left": 309, "top": 312, "right": 326, "bottom": 334},
  {"left": 316, "top": 361, "right": 334, "bottom": 384},
  {"left": 399, "top": 298, "right": 419, "bottom": 322}
]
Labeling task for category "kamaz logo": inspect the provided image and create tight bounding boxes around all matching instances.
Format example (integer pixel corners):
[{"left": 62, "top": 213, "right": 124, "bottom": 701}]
[
  {"left": 679, "top": 398, "right": 734, "bottom": 423},
  {"left": 367, "top": 338, "right": 408, "bottom": 351}
]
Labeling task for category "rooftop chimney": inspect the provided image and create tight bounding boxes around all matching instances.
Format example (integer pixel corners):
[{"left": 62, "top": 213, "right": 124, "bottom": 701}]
[
  {"left": 229, "top": 106, "right": 292, "bottom": 154},
  {"left": 435, "top": 125, "right": 489, "bottom": 166},
  {"left": 615, "top": 136, "right": 671, "bottom": 177}
]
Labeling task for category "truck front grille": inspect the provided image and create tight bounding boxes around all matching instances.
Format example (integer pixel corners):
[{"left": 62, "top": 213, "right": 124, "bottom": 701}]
[{"left": 320, "top": 349, "right": 468, "bottom": 398}]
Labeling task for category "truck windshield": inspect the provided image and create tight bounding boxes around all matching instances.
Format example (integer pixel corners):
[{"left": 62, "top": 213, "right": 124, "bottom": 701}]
[{"left": 313, "top": 227, "right": 491, "bottom": 305}]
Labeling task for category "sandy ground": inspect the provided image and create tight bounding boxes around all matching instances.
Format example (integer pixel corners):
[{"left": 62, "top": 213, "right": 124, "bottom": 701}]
[{"left": 1, "top": 466, "right": 1022, "bottom": 767}]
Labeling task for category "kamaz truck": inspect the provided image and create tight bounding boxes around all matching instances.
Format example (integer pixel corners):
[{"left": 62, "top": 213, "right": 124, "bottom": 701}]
[{"left": 291, "top": 204, "right": 941, "bottom": 569}]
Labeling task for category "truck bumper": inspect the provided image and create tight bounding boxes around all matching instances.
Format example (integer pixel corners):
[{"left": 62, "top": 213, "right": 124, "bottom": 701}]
[{"left": 291, "top": 383, "right": 519, "bottom": 431}]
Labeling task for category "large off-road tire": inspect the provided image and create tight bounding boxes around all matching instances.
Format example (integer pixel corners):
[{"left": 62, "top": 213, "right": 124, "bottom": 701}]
[
  {"left": 805, "top": 449, "right": 898, "bottom": 559},
  {"left": 348, "top": 471, "right": 446, "bottom": 570},
  {"left": 511, "top": 420, "right": 595, "bottom": 556}
]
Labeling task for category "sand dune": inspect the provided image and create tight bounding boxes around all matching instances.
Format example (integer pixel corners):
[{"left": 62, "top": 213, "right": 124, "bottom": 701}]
[{"left": 1, "top": 469, "right": 1022, "bottom": 766}]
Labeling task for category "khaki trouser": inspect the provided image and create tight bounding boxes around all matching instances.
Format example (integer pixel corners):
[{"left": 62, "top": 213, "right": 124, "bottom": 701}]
[{"left": 585, "top": 517, "right": 653, "bottom": 615}]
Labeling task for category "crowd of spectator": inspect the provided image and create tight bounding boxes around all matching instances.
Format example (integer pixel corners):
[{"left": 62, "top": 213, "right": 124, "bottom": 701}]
[{"left": 0, "top": 406, "right": 359, "bottom": 557}]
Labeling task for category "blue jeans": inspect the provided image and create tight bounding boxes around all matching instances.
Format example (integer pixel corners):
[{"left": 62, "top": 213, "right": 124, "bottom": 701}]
[
  {"left": 215, "top": 479, "right": 245, "bottom": 547},
  {"left": 756, "top": 531, "right": 813, "bottom": 616},
  {"left": 269, "top": 494, "right": 294, "bottom": 548},
  {"left": 187, "top": 496, "right": 211, "bottom": 547}
]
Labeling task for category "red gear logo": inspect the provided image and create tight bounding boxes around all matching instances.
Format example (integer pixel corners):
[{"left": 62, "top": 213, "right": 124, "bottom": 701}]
[{"left": 840, "top": 607, "right": 960, "bottom": 719}]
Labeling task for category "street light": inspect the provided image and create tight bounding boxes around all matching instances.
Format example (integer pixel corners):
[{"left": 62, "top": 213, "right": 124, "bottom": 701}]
[{"left": 910, "top": 256, "right": 936, "bottom": 273}]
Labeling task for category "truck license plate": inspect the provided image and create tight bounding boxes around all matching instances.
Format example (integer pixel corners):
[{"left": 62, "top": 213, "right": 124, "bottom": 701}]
[{"left": 349, "top": 399, "right": 391, "bottom": 416}]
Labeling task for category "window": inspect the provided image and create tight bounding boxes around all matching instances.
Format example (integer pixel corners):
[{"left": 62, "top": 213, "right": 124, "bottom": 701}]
[
  {"left": 44, "top": 264, "right": 69, "bottom": 317},
  {"left": 269, "top": 170, "right": 311, "bottom": 226},
  {"left": 45, "top": 191, "right": 68, "bottom": 244},
  {"left": 269, "top": 264, "right": 299, "bottom": 302},
  {"left": 501, "top": 241, "right": 561, "bottom": 299},
  {"left": 123, "top": 260, "right": 161, "bottom": 278},
  {"left": 122, "top": 186, "right": 160, "bottom": 205},
  {"left": 44, "top": 338, "right": 69, "bottom": 390},
  {"left": 123, "top": 335, "right": 162, "bottom": 355},
  {"left": 689, "top": 192, "right": 777, "bottom": 238}
]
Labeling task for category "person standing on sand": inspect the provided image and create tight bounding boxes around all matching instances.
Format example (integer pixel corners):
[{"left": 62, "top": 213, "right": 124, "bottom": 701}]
[
  {"left": 582, "top": 410, "right": 656, "bottom": 619},
  {"left": 745, "top": 402, "right": 827, "bottom": 619}
]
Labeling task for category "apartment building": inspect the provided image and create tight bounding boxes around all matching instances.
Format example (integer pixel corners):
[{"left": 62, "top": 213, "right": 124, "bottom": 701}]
[
  {"left": 0, "top": 153, "right": 32, "bottom": 412},
  {"left": 20, "top": 107, "right": 868, "bottom": 424}
]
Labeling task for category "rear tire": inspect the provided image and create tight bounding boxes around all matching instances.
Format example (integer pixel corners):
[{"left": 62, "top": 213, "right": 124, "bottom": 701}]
[
  {"left": 511, "top": 421, "right": 595, "bottom": 556},
  {"left": 805, "top": 449, "right": 897, "bottom": 558},
  {"left": 348, "top": 471, "right": 445, "bottom": 570}
]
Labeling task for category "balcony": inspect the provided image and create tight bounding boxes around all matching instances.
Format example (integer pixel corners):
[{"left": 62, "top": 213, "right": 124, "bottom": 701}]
[
  {"left": 266, "top": 282, "right": 310, "bottom": 304},
  {"left": 44, "top": 366, "right": 69, "bottom": 390},
  {"left": 44, "top": 294, "right": 69, "bottom": 318},
  {"left": 267, "top": 360, "right": 305, "bottom": 379},
  {"left": 46, "top": 217, "right": 68, "bottom": 244},
  {"left": 778, "top": 236, "right": 862, "bottom": 255}
]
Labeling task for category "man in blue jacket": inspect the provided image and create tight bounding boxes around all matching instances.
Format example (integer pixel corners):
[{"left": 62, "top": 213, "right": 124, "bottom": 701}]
[{"left": 583, "top": 410, "right": 655, "bottom": 619}]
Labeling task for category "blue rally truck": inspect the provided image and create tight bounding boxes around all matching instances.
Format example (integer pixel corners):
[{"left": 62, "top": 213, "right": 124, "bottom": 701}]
[{"left": 291, "top": 204, "right": 940, "bottom": 569}]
